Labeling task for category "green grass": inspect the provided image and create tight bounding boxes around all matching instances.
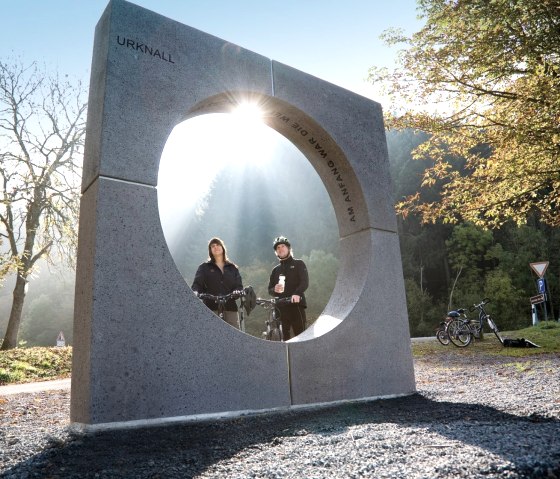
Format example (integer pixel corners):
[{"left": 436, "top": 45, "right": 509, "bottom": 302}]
[
  {"left": 412, "top": 321, "right": 560, "bottom": 358},
  {"left": 0, "top": 322, "right": 559, "bottom": 385},
  {"left": 0, "top": 346, "right": 72, "bottom": 385}
]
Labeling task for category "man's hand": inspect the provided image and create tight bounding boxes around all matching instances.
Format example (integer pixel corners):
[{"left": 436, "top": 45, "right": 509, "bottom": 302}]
[{"left": 291, "top": 295, "right": 301, "bottom": 303}]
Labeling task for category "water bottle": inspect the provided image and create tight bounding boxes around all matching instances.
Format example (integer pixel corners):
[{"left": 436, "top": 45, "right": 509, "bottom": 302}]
[{"left": 278, "top": 274, "right": 285, "bottom": 293}]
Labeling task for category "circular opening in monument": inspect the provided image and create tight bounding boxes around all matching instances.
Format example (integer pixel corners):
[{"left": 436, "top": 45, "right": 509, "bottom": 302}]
[{"left": 157, "top": 113, "right": 339, "bottom": 340}]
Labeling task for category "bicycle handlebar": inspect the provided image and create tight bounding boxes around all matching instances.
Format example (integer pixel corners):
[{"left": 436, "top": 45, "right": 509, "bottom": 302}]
[
  {"left": 470, "top": 298, "right": 491, "bottom": 312},
  {"left": 256, "top": 297, "right": 293, "bottom": 308},
  {"left": 197, "top": 291, "right": 243, "bottom": 303}
]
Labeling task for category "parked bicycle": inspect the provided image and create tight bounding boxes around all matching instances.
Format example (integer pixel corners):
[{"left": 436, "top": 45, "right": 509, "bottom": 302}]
[
  {"left": 447, "top": 298, "right": 501, "bottom": 347},
  {"left": 436, "top": 308, "right": 467, "bottom": 346},
  {"left": 255, "top": 297, "right": 292, "bottom": 341}
]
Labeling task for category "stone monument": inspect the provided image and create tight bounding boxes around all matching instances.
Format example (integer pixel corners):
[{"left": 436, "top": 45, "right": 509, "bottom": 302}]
[{"left": 71, "top": 0, "right": 416, "bottom": 427}]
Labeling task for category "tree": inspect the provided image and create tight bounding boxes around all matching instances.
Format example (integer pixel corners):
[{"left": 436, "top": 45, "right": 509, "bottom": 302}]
[
  {"left": 0, "top": 59, "right": 87, "bottom": 350},
  {"left": 369, "top": 0, "right": 560, "bottom": 228},
  {"left": 445, "top": 223, "right": 499, "bottom": 303},
  {"left": 0, "top": 238, "right": 12, "bottom": 285},
  {"left": 483, "top": 269, "right": 527, "bottom": 330},
  {"left": 404, "top": 277, "right": 439, "bottom": 336}
]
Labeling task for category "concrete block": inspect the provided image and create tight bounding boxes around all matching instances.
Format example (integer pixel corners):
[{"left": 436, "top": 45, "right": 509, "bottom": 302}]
[
  {"left": 287, "top": 229, "right": 415, "bottom": 404},
  {"left": 270, "top": 61, "right": 397, "bottom": 234},
  {"left": 72, "top": 177, "right": 290, "bottom": 424},
  {"left": 72, "top": 0, "right": 415, "bottom": 426}
]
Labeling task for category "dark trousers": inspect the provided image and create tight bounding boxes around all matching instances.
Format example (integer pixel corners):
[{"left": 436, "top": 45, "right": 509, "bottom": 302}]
[{"left": 279, "top": 304, "right": 307, "bottom": 340}]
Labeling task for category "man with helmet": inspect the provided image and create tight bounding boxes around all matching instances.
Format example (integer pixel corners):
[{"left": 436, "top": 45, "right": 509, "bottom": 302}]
[{"left": 268, "top": 236, "right": 309, "bottom": 340}]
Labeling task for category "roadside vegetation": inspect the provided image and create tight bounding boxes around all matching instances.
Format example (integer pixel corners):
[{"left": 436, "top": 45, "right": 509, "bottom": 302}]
[
  {"left": 0, "top": 346, "right": 72, "bottom": 385},
  {"left": 1, "top": 322, "right": 558, "bottom": 385},
  {"left": 412, "top": 321, "right": 560, "bottom": 359}
]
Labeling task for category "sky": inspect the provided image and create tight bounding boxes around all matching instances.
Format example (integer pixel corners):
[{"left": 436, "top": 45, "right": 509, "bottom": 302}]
[{"left": 0, "top": 0, "right": 422, "bottom": 103}]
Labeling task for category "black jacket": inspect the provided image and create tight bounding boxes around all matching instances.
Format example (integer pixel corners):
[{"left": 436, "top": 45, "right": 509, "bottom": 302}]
[
  {"left": 268, "top": 256, "right": 309, "bottom": 308},
  {"left": 192, "top": 261, "right": 243, "bottom": 311}
]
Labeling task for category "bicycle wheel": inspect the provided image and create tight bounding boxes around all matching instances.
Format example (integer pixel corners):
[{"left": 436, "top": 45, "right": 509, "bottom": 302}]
[
  {"left": 447, "top": 320, "right": 472, "bottom": 347},
  {"left": 470, "top": 320, "right": 482, "bottom": 339},
  {"left": 436, "top": 328, "right": 450, "bottom": 346}
]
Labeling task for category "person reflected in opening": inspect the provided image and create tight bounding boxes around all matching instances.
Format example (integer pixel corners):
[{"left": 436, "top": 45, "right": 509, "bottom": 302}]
[
  {"left": 268, "top": 235, "right": 309, "bottom": 340},
  {"left": 192, "top": 237, "right": 243, "bottom": 328}
]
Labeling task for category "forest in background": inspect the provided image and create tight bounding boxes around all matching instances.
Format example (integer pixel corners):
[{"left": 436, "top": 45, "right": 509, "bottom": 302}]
[
  {"left": 387, "top": 130, "right": 559, "bottom": 335},
  {"left": 1, "top": 127, "right": 557, "bottom": 344}
]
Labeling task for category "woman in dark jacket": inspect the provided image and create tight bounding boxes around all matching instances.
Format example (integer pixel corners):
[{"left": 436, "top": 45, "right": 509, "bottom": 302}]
[{"left": 192, "top": 237, "right": 243, "bottom": 328}]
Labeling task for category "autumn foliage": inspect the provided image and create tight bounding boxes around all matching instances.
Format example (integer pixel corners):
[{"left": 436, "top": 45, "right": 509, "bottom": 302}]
[{"left": 369, "top": 0, "right": 560, "bottom": 227}]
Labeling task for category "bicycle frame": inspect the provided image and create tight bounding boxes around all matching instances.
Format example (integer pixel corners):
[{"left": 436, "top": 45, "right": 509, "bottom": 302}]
[
  {"left": 256, "top": 297, "right": 291, "bottom": 341},
  {"left": 470, "top": 298, "right": 502, "bottom": 344},
  {"left": 448, "top": 298, "right": 502, "bottom": 347},
  {"left": 197, "top": 291, "right": 244, "bottom": 330}
]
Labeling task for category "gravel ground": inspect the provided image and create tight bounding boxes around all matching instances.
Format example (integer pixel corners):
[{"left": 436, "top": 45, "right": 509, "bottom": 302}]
[{"left": 1, "top": 347, "right": 559, "bottom": 478}]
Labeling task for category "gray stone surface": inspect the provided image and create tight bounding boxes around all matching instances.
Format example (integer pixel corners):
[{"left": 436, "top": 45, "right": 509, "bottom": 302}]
[
  {"left": 288, "top": 229, "right": 415, "bottom": 405},
  {"left": 82, "top": 0, "right": 273, "bottom": 192},
  {"left": 72, "top": 0, "right": 415, "bottom": 426},
  {"left": 270, "top": 61, "right": 397, "bottom": 235},
  {"left": 72, "top": 177, "right": 291, "bottom": 424}
]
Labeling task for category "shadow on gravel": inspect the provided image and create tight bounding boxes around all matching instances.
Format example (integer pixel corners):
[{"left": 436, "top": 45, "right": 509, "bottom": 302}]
[{"left": 3, "top": 394, "right": 560, "bottom": 478}]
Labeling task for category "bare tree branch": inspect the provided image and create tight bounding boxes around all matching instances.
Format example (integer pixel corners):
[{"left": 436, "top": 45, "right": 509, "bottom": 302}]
[{"left": 0, "top": 58, "right": 87, "bottom": 350}]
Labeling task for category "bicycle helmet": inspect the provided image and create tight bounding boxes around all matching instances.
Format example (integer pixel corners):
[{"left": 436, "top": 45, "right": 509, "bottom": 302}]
[{"left": 273, "top": 236, "right": 291, "bottom": 250}]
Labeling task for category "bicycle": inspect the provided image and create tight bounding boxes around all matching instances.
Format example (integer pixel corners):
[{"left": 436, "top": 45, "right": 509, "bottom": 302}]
[
  {"left": 435, "top": 308, "right": 467, "bottom": 346},
  {"left": 198, "top": 287, "right": 255, "bottom": 332},
  {"left": 255, "top": 297, "right": 292, "bottom": 341},
  {"left": 447, "top": 298, "right": 501, "bottom": 347}
]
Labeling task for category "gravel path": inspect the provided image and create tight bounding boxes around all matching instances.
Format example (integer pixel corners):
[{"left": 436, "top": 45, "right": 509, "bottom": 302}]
[{"left": 1, "top": 347, "right": 559, "bottom": 478}]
